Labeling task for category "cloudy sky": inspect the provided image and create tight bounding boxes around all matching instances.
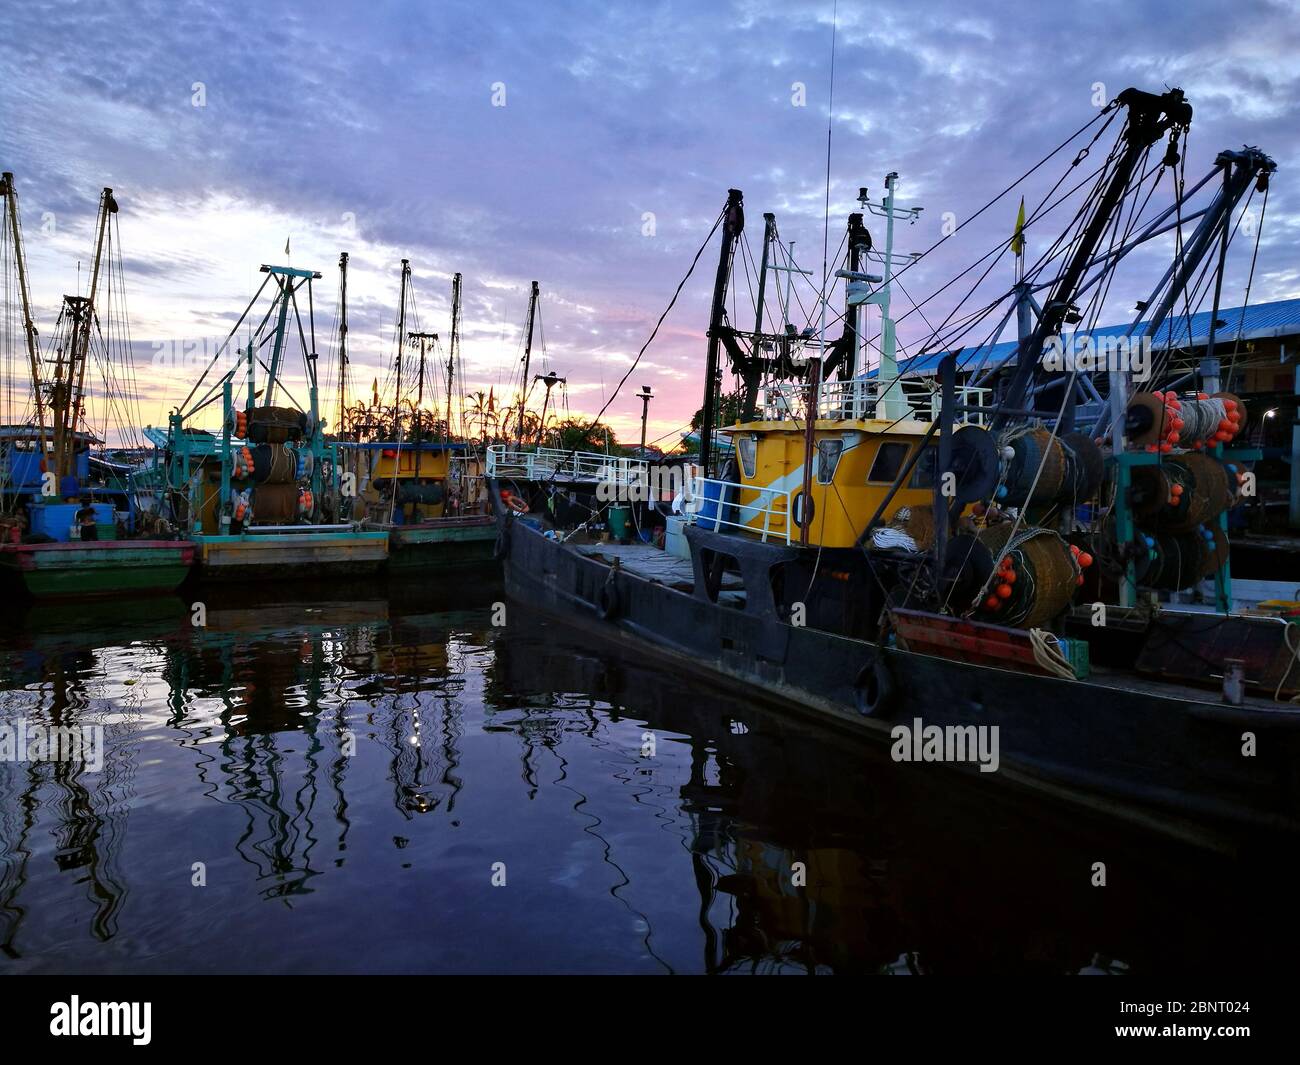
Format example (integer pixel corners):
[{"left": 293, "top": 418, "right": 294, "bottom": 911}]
[{"left": 2, "top": 0, "right": 1297, "bottom": 446}]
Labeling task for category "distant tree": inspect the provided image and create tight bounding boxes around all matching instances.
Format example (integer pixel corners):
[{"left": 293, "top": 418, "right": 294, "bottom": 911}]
[
  {"left": 690, "top": 389, "right": 743, "bottom": 431},
  {"left": 465, "top": 390, "right": 503, "bottom": 445},
  {"left": 549, "top": 418, "right": 623, "bottom": 454}
]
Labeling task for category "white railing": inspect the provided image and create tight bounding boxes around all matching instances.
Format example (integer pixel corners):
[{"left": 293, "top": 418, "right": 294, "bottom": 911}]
[
  {"left": 760, "top": 379, "right": 993, "bottom": 426},
  {"left": 762, "top": 379, "right": 880, "bottom": 421},
  {"left": 486, "top": 444, "right": 650, "bottom": 486},
  {"left": 926, "top": 385, "right": 993, "bottom": 426},
  {"left": 688, "top": 477, "right": 793, "bottom": 545}
]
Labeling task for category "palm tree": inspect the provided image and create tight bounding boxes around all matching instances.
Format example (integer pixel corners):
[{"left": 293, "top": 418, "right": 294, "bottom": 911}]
[{"left": 464, "top": 390, "right": 502, "bottom": 446}]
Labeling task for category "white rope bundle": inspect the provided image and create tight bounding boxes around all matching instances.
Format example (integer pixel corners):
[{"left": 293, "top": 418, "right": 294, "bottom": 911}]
[
  {"left": 1175, "top": 397, "right": 1228, "bottom": 448},
  {"left": 871, "top": 526, "right": 918, "bottom": 551},
  {"left": 1030, "top": 628, "right": 1078, "bottom": 681},
  {"left": 1275, "top": 623, "right": 1300, "bottom": 703}
]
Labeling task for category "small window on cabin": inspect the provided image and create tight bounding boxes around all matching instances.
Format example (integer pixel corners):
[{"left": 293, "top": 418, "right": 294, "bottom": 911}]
[
  {"left": 816, "top": 439, "right": 844, "bottom": 484},
  {"left": 737, "top": 435, "right": 757, "bottom": 479},
  {"left": 867, "top": 441, "right": 908, "bottom": 483},
  {"left": 909, "top": 445, "right": 938, "bottom": 489}
]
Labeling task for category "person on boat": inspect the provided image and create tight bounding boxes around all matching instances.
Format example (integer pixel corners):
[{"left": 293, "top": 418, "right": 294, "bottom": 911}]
[{"left": 75, "top": 497, "right": 99, "bottom": 541}]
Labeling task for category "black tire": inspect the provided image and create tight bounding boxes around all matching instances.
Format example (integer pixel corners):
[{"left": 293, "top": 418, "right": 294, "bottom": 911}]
[
  {"left": 598, "top": 573, "right": 620, "bottom": 620},
  {"left": 853, "top": 653, "right": 894, "bottom": 717}
]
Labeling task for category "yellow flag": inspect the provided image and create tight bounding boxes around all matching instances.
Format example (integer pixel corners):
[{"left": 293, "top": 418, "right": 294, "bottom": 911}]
[{"left": 1011, "top": 196, "right": 1026, "bottom": 257}]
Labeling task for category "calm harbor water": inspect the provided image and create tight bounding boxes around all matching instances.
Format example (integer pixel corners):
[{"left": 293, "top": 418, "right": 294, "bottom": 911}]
[{"left": 0, "top": 574, "right": 1294, "bottom": 975}]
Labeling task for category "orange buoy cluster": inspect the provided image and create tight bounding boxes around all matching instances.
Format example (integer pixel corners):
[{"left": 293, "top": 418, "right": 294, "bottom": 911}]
[
  {"left": 235, "top": 409, "right": 249, "bottom": 439},
  {"left": 1142, "top": 391, "right": 1184, "bottom": 454},
  {"left": 1142, "top": 392, "right": 1242, "bottom": 453},
  {"left": 233, "top": 445, "right": 255, "bottom": 479},
  {"left": 233, "top": 492, "right": 250, "bottom": 522},
  {"left": 983, "top": 554, "right": 1019, "bottom": 612},
  {"left": 298, "top": 488, "right": 315, "bottom": 516},
  {"left": 1185, "top": 392, "right": 1242, "bottom": 451},
  {"left": 1167, "top": 481, "right": 1185, "bottom": 508},
  {"left": 1069, "top": 542, "right": 1094, "bottom": 586}
]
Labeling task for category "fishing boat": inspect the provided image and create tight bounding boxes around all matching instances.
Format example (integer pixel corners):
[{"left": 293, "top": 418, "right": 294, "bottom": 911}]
[
  {"left": 487, "top": 88, "right": 1300, "bottom": 850},
  {"left": 0, "top": 173, "right": 194, "bottom": 599},
  {"left": 146, "top": 255, "right": 387, "bottom": 580},
  {"left": 337, "top": 260, "right": 495, "bottom": 569},
  {"left": 345, "top": 439, "right": 493, "bottom": 567}
]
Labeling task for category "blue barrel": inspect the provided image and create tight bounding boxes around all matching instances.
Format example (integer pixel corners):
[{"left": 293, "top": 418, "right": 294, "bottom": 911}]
[{"left": 695, "top": 478, "right": 724, "bottom": 531}]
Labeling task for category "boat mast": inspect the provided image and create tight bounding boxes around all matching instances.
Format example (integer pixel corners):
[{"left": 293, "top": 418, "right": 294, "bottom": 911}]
[
  {"left": 394, "top": 258, "right": 410, "bottom": 432},
  {"left": 516, "top": 280, "right": 539, "bottom": 448},
  {"left": 0, "top": 173, "right": 47, "bottom": 457},
  {"left": 446, "top": 271, "right": 461, "bottom": 443},
  {"left": 74, "top": 188, "right": 113, "bottom": 431},
  {"left": 996, "top": 87, "right": 1192, "bottom": 429},
  {"left": 699, "top": 188, "right": 744, "bottom": 478},
  {"left": 337, "top": 252, "right": 349, "bottom": 438},
  {"left": 408, "top": 330, "right": 437, "bottom": 478},
  {"left": 752, "top": 212, "right": 774, "bottom": 346},
  {"left": 535, "top": 370, "right": 565, "bottom": 446},
  {"left": 842, "top": 211, "right": 871, "bottom": 380},
  {"left": 52, "top": 186, "right": 115, "bottom": 480}
]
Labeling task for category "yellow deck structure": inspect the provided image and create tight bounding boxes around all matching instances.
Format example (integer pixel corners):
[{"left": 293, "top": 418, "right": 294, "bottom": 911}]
[{"left": 719, "top": 418, "right": 938, "bottom": 548}]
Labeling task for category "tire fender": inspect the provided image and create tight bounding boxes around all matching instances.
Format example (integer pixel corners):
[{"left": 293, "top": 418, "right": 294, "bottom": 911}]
[
  {"left": 854, "top": 652, "right": 894, "bottom": 717},
  {"left": 598, "top": 571, "right": 621, "bottom": 620}
]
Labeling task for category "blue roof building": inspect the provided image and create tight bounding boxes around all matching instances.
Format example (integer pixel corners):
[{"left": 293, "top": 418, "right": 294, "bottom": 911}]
[{"left": 882, "top": 297, "right": 1300, "bottom": 385}]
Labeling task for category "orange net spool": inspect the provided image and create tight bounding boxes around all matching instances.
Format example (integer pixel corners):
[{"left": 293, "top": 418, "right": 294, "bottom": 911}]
[
  {"left": 252, "top": 482, "right": 299, "bottom": 523},
  {"left": 969, "top": 523, "right": 1082, "bottom": 629},
  {"left": 1127, "top": 390, "right": 1247, "bottom": 453},
  {"left": 247, "top": 405, "right": 308, "bottom": 444}
]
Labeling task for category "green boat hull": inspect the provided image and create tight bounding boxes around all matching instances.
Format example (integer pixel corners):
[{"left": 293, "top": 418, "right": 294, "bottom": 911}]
[{"left": 0, "top": 540, "right": 196, "bottom": 599}]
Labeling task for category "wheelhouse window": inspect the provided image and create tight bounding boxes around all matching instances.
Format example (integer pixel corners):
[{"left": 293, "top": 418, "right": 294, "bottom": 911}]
[
  {"left": 816, "top": 439, "right": 844, "bottom": 484},
  {"left": 867, "top": 441, "right": 908, "bottom": 484},
  {"left": 908, "top": 444, "right": 938, "bottom": 489},
  {"left": 737, "top": 435, "right": 757, "bottom": 479}
]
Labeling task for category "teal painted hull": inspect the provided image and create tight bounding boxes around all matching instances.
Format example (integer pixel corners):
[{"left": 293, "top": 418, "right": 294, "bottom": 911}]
[{"left": 0, "top": 540, "right": 195, "bottom": 599}]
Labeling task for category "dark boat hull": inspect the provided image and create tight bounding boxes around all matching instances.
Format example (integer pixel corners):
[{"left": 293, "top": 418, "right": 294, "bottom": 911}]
[{"left": 491, "top": 502, "right": 1300, "bottom": 850}]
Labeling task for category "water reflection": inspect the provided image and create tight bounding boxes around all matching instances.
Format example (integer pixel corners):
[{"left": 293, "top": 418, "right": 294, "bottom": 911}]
[{"left": 0, "top": 578, "right": 1295, "bottom": 974}]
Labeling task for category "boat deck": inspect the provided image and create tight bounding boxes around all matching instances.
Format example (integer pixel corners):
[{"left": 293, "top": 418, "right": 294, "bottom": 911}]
[
  {"left": 576, "top": 542, "right": 693, "bottom": 590},
  {"left": 575, "top": 541, "right": 745, "bottom": 599}
]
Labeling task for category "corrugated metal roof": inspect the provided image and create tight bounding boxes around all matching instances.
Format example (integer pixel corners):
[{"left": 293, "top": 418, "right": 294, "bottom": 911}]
[{"left": 880, "top": 296, "right": 1300, "bottom": 379}]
